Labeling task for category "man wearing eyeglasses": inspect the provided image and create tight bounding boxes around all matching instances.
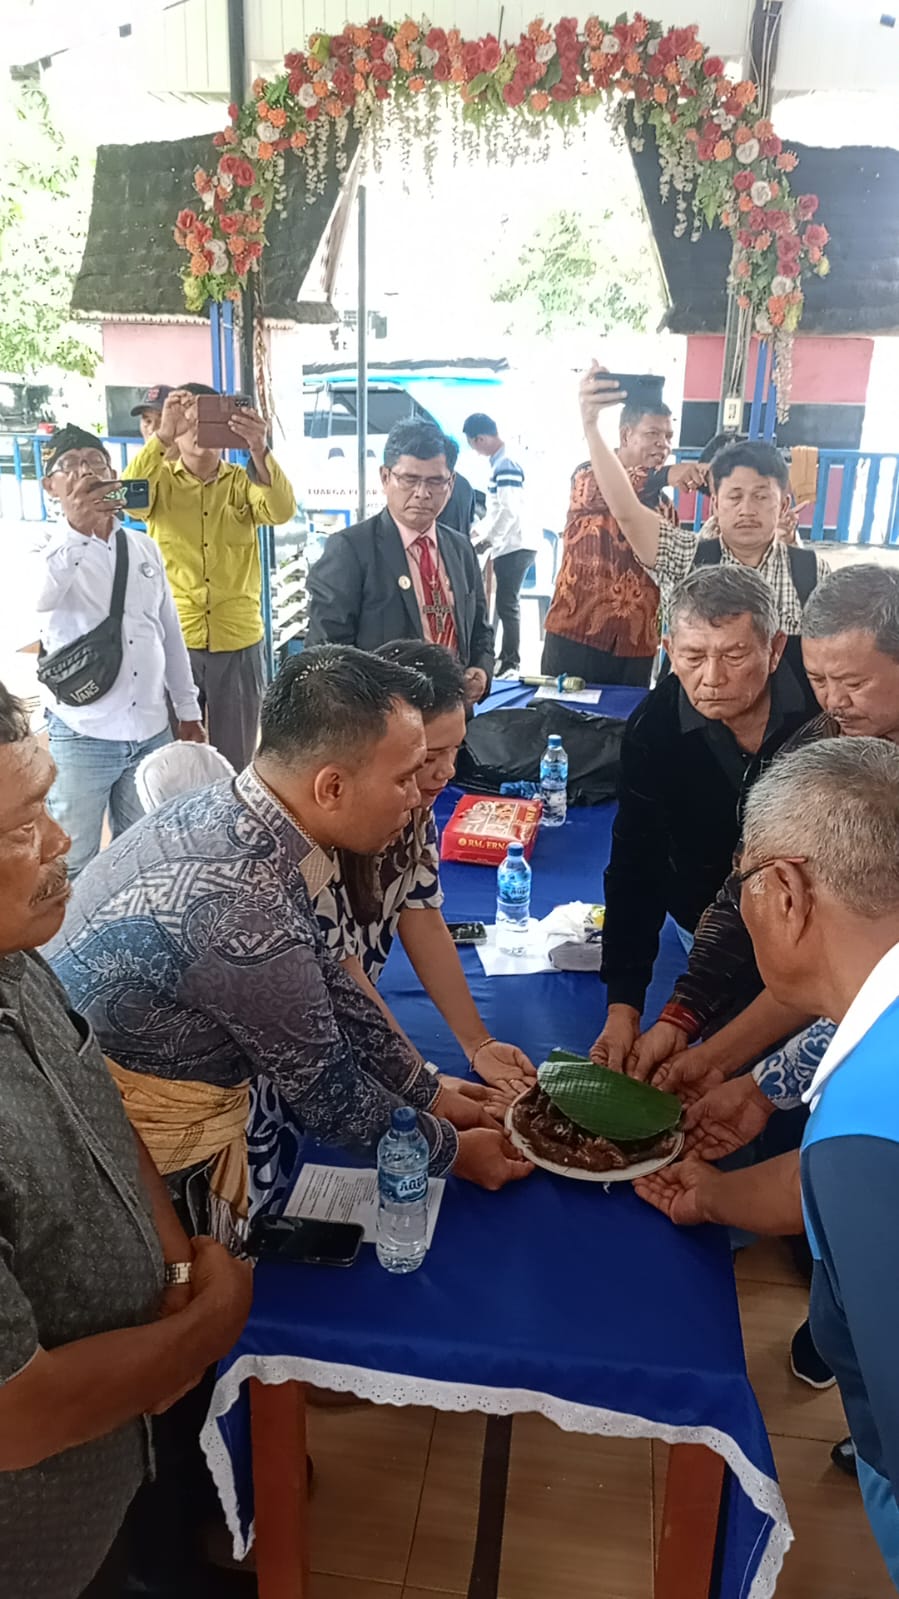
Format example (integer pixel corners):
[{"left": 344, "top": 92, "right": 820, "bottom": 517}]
[
  {"left": 33, "top": 425, "right": 205, "bottom": 878},
  {"left": 306, "top": 419, "right": 495, "bottom": 708}
]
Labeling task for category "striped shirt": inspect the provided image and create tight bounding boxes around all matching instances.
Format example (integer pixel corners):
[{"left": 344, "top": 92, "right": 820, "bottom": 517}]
[
  {"left": 648, "top": 522, "right": 829, "bottom": 635},
  {"left": 482, "top": 446, "right": 534, "bottom": 559}
]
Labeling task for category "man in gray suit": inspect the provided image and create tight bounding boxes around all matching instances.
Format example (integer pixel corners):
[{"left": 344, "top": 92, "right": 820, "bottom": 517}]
[{"left": 306, "top": 419, "right": 495, "bottom": 707}]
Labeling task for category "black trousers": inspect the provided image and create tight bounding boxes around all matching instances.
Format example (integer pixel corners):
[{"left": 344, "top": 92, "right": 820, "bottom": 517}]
[
  {"left": 493, "top": 548, "right": 536, "bottom": 673},
  {"left": 541, "top": 632, "right": 654, "bottom": 688}
]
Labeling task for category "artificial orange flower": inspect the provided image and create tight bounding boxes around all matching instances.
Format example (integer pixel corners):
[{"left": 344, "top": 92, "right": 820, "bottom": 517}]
[
  {"left": 290, "top": 129, "right": 309, "bottom": 149},
  {"left": 664, "top": 62, "right": 680, "bottom": 83},
  {"left": 324, "top": 98, "right": 343, "bottom": 117},
  {"left": 228, "top": 235, "right": 248, "bottom": 256},
  {"left": 527, "top": 19, "right": 543, "bottom": 37},
  {"left": 577, "top": 80, "right": 593, "bottom": 94},
  {"left": 446, "top": 29, "right": 462, "bottom": 51},
  {"left": 776, "top": 152, "right": 798, "bottom": 172},
  {"left": 754, "top": 118, "right": 775, "bottom": 140},
  {"left": 713, "top": 138, "right": 733, "bottom": 161},
  {"left": 737, "top": 294, "right": 751, "bottom": 310},
  {"left": 408, "top": 75, "right": 426, "bottom": 92},
  {"left": 395, "top": 20, "right": 419, "bottom": 45},
  {"left": 735, "top": 80, "right": 757, "bottom": 106},
  {"left": 624, "top": 52, "right": 641, "bottom": 73},
  {"left": 685, "top": 42, "right": 703, "bottom": 61},
  {"left": 351, "top": 26, "right": 371, "bottom": 47},
  {"left": 399, "top": 50, "right": 415, "bottom": 71},
  {"left": 721, "top": 210, "right": 733, "bottom": 227},
  {"left": 258, "top": 141, "right": 274, "bottom": 159},
  {"left": 226, "top": 288, "right": 241, "bottom": 302},
  {"left": 738, "top": 194, "right": 753, "bottom": 212},
  {"left": 450, "top": 64, "right": 466, "bottom": 82},
  {"left": 585, "top": 18, "right": 603, "bottom": 45},
  {"left": 753, "top": 231, "right": 772, "bottom": 251},
  {"left": 530, "top": 90, "right": 550, "bottom": 110},
  {"left": 268, "top": 107, "right": 287, "bottom": 128},
  {"left": 734, "top": 124, "right": 755, "bottom": 145},
  {"left": 768, "top": 182, "right": 779, "bottom": 199},
  {"left": 251, "top": 78, "right": 268, "bottom": 97},
  {"left": 589, "top": 49, "right": 605, "bottom": 70},
  {"left": 735, "top": 258, "right": 751, "bottom": 278},
  {"left": 654, "top": 84, "right": 668, "bottom": 104},
  {"left": 189, "top": 253, "right": 209, "bottom": 277},
  {"left": 223, "top": 128, "right": 238, "bottom": 145},
  {"left": 633, "top": 16, "right": 648, "bottom": 40},
  {"left": 256, "top": 101, "right": 271, "bottom": 120},
  {"left": 618, "top": 77, "right": 633, "bottom": 94},
  {"left": 354, "top": 72, "right": 366, "bottom": 92},
  {"left": 313, "top": 80, "right": 329, "bottom": 98},
  {"left": 685, "top": 127, "right": 698, "bottom": 142}
]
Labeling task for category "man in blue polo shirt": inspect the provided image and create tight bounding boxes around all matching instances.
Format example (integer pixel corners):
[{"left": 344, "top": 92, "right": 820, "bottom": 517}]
[
  {"left": 636, "top": 737, "right": 899, "bottom": 1585},
  {"left": 463, "top": 412, "right": 536, "bottom": 678}
]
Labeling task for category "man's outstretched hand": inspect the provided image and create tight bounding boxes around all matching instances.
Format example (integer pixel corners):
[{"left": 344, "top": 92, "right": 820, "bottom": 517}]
[
  {"left": 683, "top": 1075, "right": 774, "bottom": 1161},
  {"left": 634, "top": 1157, "right": 720, "bottom": 1228}
]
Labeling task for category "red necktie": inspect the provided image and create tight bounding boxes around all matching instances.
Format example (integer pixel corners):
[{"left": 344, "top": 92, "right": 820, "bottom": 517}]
[{"left": 411, "top": 535, "right": 458, "bottom": 653}]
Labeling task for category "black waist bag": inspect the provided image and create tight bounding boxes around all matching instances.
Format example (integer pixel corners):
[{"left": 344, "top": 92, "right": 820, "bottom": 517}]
[
  {"left": 455, "top": 702, "right": 625, "bottom": 806},
  {"left": 37, "top": 530, "right": 129, "bottom": 708}
]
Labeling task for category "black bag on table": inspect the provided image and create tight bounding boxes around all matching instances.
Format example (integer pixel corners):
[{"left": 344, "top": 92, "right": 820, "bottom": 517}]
[
  {"left": 455, "top": 702, "right": 625, "bottom": 807},
  {"left": 36, "top": 530, "right": 129, "bottom": 708}
]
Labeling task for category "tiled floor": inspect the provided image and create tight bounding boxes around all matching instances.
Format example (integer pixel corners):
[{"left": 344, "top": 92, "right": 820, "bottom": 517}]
[{"left": 281, "top": 1237, "right": 893, "bottom": 1599}]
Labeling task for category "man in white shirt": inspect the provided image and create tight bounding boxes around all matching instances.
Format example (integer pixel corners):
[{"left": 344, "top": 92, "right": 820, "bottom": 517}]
[
  {"left": 463, "top": 413, "right": 537, "bottom": 678},
  {"left": 36, "top": 425, "right": 205, "bottom": 877}
]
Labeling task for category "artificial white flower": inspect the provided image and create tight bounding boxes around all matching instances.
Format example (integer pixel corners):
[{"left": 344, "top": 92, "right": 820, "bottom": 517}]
[
  {"left": 771, "top": 274, "right": 795, "bottom": 296},
  {"left": 755, "top": 311, "right": 772, "bottom": 334},
  {"left": 218, "top": 172, "right": 234, "bottom": 193},
  {"left": 601, "top": 34, "right": 619, "bottom": 53},
  {"left": 201, "top": 189, "right": 215, "bottom": 209},
  {"left": 736, "top": 139, "right": 760, "bottom": 164},
  {"left": 208, "top": 240, "right": 229, "bottom": 275},
  {"left": 646, "top": 37, "right": 660, "bottom": 54},
  {"left": 419, "top": 44, "right": 438, "bottom": 68},
  {"left": 256, "top": 122, "right": 272, "bottom": 143},
  {"left": 243, "top": 136, "right": 260, "bottom": 159},
  {"left": 297, "top": 84, "right": 317, "bottom": 108},
  {"left": 384, "top": 42, "right": 398, "bottom": 66},
  {"left": 536, "top": 41, "right": 557, "bottom": 63},
  {"left": 712, "top": 111, "right": 735, "bottom": 130},
  {"left": 750, "top": 180, "right": 772, "bottom": 206}
]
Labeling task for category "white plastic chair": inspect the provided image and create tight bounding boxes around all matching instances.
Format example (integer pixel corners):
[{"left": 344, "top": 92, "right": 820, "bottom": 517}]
[{"left": 135, "top": 741, "right": 236, "bottom": 814}]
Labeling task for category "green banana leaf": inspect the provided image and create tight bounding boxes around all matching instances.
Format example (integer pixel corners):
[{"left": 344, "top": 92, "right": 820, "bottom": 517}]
[{"left": 538, "top": 1052, "right": 682, "bottom": 1143}]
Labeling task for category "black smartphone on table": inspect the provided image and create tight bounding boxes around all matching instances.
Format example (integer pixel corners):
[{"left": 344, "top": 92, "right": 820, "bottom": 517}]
[
  {"left": 102, "top": 479, "right": 151, "bottom": 512},
  {"left": 446, "top": 921, "right": 488, "bottom": 945},
  {"left": 246, "top": 1214, "right": 364, "bottom": 1267}
]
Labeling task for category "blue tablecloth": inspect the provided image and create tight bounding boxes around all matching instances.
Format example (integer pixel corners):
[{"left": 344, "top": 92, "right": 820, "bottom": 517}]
[
  {"left": 201, "top": 793, "right": 791, "bottom": 1597},
  {"left": 475, "top": 679, "right": 646, "bottom": 722}
]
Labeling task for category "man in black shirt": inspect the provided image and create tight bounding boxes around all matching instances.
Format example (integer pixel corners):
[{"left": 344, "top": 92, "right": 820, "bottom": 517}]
[{"left": 591, "top": 564, "right": 816, "bottom": 1069}]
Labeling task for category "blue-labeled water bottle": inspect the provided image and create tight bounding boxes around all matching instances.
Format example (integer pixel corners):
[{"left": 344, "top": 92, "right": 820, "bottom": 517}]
[
  {"left": 540, "top": 733, "right": 569, "bottom": 828},
  {"left": 496, "top": 841, "right": 532, "bottom": 956},
  {"left": 376, "top": 1105, "right": 429, "bottom": 1274}
]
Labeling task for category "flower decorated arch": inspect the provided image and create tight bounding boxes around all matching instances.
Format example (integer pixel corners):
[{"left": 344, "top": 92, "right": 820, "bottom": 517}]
[{"left": 174, "top": 13, "right": 830, "bottom": 409}]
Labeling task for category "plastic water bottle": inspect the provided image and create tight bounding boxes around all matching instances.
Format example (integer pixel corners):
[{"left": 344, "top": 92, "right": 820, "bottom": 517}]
[
  {"left": 376, "top": 1105, "right": 429, "bottom": 1274},
  {"left": 496, "top": 841, "right": 532, "bottom": 955},
  {"left": 540, "top": 734, "right": 568, "bottom": 828}
]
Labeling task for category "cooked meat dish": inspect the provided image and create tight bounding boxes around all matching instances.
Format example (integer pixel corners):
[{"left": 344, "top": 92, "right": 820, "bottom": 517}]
[{"left": 510, "top": 1085, "right": 679, "bottom": 1173}]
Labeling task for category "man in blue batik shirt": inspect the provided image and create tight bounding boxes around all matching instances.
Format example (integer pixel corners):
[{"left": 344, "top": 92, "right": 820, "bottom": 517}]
[{"left": 636, "top": 738, "right": 899, "bottom": 1588}]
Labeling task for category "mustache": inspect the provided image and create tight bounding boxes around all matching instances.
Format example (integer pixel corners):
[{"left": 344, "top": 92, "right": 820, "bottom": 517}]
[{"left": 34, "top": 865, "right": 69, "bottom": 903}]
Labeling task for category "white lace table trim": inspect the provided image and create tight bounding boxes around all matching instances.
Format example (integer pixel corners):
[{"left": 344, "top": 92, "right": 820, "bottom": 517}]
[{"left": 200, "top": 1355, "right": 793, "bottom": 1596}]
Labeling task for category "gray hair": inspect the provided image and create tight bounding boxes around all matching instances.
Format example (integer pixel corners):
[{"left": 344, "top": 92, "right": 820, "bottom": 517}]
[
  {"left": 742, "top": 737, "right": 899, "bottom": 918},
  {"left": 0, "top": 683, "right": 29, "bottom": 746},
  {"left": 383, "top": 418, "right": 449, "bottom": 470},
  {"left": 802, "top": 564, "right": 899, "bottom": 662},
  {"left": 668, "top": 565, "right": 779, "bottom": 644}
]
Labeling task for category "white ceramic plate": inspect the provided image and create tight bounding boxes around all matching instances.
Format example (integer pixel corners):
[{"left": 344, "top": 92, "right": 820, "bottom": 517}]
[{"left": 505, "top": 1094, "right": 684, "bottom": 1183}]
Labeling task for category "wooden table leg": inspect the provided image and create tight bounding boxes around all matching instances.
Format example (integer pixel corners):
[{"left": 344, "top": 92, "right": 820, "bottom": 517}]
[
  {"left": 655, "top": 1443, "right": 726, "bottom": 1599},
  {"left": 250, "top": 1377, "right": 309, "bottom": 1599}
]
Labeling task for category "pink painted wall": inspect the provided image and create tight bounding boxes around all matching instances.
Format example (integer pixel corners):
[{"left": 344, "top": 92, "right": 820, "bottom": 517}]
[
  {"left": 684, "top": 334, "right": 874, "bottom": 405},
  {"left": 101, "top": 323, "right": 213, "bottom": 387}
]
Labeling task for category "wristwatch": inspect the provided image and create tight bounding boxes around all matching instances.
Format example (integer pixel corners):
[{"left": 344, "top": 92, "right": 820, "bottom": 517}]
[{"left": 164, "top": 1261, "right": 193, "bottom": 1287}]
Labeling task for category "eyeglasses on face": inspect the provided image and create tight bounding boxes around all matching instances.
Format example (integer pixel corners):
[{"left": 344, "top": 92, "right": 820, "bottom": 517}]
[
  {"left": 725, "top": 854, "right": 809, "bottom": 906},
  {"left": 48, "top": 453, "right": 111, "bottom": 476},
  {"left": 389, "top": 470, "right": 452, "bottom": 495}
]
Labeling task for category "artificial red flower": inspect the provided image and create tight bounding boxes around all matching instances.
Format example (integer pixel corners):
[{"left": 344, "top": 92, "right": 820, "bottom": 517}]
[
  {"left": 703, "top": 56, "right": 724, "bottom": 77},
  {"left": 461, "top": 41, "right": 482, "bottom": 78},
  {"left": 176, "top": 208, "right": 199, "bottom": 231},
  {"left": 433, "top": 57, "right": 451, "bottom": 81},
  {"left": 212, "top": 132, "right": 225, "bottom": 148},
  {"left": 761, "top": 136, "right": 782, "bottom": 158},
  {"left": 220, "top": 212, "right": 244, "bottom": 233},
  {"left": 734, "top": 170, "right": 754, "bottom": 192},
  {"left": 250, "top": 194, "right": 265, "bottom": 210},
  {"left": 426, "top": 27, "right": 447, "bottom": 51},
  {"left": 797, "top": 193, "right": 819, "bottom": 220},
  {"left": 503, "top": 79, "right": 526, "bottom": 106},
  {"left": 552, "top": 82, "right": 573, "bottom": 101},
  {"left": 804, "top": 223, "right": 830, "bottom": 249},
  {"left": 481, "top": 36, "right": 502, "bottom": 71},
  {"left": 371, "top": 59, "right": 392, "bottom": 81}
]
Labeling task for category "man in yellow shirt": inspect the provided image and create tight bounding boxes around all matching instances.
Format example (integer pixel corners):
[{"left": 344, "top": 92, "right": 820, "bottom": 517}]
[{"left": 124, "top": 385, "right": 296, "bottom": 769}]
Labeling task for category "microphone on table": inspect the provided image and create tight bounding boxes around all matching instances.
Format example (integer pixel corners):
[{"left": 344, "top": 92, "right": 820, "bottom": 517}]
[{"left": 519, "top": 674, "right": 586, "bottom": 693}]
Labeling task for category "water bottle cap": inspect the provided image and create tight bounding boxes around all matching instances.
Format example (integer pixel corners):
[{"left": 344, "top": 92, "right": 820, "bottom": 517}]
[
  {"left": 506, "top": 842, "right": 525, "bottom": 857},
  {"left": 548, "top": 735, "right": 562, "bottom": 747},
  {"left": 391, "top": 1105, "right": 417, "bottom": 1132}
]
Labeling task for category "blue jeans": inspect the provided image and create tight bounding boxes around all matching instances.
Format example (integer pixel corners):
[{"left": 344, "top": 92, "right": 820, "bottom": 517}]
[{"left": 46, "top": 714, "right": 171, "bottom": 878}]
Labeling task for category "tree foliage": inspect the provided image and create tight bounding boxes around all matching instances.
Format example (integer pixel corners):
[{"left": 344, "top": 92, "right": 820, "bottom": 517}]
[
  {"left": 0, "top": 79, "right": 96, "bottom": 378},
  {"left": 491, "top": 206, "right": 659, "bottom": 339}
]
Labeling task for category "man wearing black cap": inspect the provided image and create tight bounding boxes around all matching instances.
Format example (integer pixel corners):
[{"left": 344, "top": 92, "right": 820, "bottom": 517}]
[
  {"left": 123, "top": 384, "right": 296, "bottom": 770},
  {"left": 35, "top": 426, "right": 205, "bottom": 877},
  {"left": 130, "top": 384, "right": 173, "bottom": 445}
]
